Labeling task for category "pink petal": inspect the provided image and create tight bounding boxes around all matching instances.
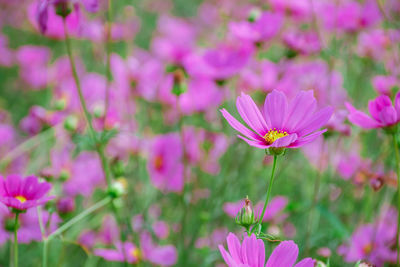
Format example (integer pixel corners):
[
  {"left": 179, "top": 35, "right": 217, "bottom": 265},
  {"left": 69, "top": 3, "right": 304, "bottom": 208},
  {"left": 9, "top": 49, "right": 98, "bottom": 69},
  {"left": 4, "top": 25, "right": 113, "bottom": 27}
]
[
  {"left": 264, "top": 90, "right": 288, "bottom": 130},
  {"left": 395, "top": 91, "right": 400, "bottom": 116},
  {"left": 237, "top": 135, "right": 269, "bottom": 149},
  {"left": 237, "top": 93, "right": 269, "bottom": 136},
  {"left": 220, "top": 109, "right": 261, "bottom": 141},
  {"left": 346, "top": 103, "right": 381, "bottom": 129},
  {"left": 378, "top": 106, "right": 397, "bottom": 125},
  {"left": 270, "top": 133, "right": 297, "bottom": 148},
  {"left": 287, "top": 130, "right": 326, "bottom": 148},
  {"left": 219, "top": 245, "right": 240, "bottom": 266},
  {"left": 266, "top": 240, "right": 298, "bottom": 267},
  {"left": 284, "top": 91, "right": 317, "bottom": 132},
  {"left": 227, "top": 233, "right": 243, "bottom": 263},
  {"left": 294, "top": 258, "right": 315, "bottom": 267},
  {"left": 296, "top": 107, "right": 333, "bottom": 137}
]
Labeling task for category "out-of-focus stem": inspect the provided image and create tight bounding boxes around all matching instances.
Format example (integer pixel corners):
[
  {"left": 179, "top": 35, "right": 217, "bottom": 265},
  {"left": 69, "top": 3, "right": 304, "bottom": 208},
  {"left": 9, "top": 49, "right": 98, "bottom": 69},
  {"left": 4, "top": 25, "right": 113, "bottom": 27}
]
[
  {"left": 257, "top": 155, "right": 278, "bottom": 232},
  {"left": 47, "top": 197, "right": 111, "bottom": 241},
  {"left": 178, "top": 107, "right": 189, "bottom": 264},
  {"left": 104, "top": 0, "right": 113, "bottom": 126},
  {"left": 13, "top": 212, "right": 19, "bottom": 267},
  {"left": 305, "top": 143, "right": 325, "bottom": 254},
  {"left": 42, "top": 240, "right": 48, "bottom": 267},
  {"left": 0, "top": 126, "right": 57, "bottom": 172},
  {"left": 62, "top": 18, "right": 112, "bottom": 188},
  {"left": 393, "top": 134, "right": 400, "bottom": 267}
]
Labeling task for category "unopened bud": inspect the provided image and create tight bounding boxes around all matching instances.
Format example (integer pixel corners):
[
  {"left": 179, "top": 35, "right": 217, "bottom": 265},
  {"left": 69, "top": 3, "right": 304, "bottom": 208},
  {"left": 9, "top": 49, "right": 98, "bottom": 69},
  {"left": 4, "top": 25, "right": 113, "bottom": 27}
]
[
  {"left": 171, "top": 69, "right": 187, "bottom": 96},
  {"left": 235, "top": 197, "right": 255, "bottom": 229},
  {"left": 108, "top": 178, "right": 128, "bottom": 198},
  {"left": 370, "top": 176, "right": 384, "bottom": 191},
  {"left": 93, "top": 105, "right": 105, "bottom": 118},
  {"left": 59, "top": 169, "right": 70, "bottom": 181},
  {"left": 64, "top": 115, "right": 78, "bottom": 131},
  {"left": 54, "top": 98, "right": 67, "bottom": 111},
  {"left": 55, "top": 2, "right": 72, "bottom": 18},
  {"left": 248, "top": 8, "right": 261, "bottom": 22}
]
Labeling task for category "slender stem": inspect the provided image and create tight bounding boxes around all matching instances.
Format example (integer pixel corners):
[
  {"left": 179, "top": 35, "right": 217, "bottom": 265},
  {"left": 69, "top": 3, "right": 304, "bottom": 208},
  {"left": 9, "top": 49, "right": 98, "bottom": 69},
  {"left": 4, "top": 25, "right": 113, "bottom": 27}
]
[
  {"left": 62, "top": 18, "right": 113, "bottom": 188},
  {"left": 47, "top": 197, "right": 111, "bottom": 241},
  {"left": 177, "top": 105, "right": 190, "bottom": 265},
  {"left": 104, "top": 0, "right": 113, "bottom": 125},
  {"left": 393, "top": 134, "right": 400, "bottom": 267},
  {"left": 13, "top": 212, "right": 19, "bottom": 267},
  {"left": 305, "top": 143, "right": 325, "bottom": 253},
  {"left": 0, "top": 126, "right": 57, "bottom": 171},
  {"left": 42, "top": 240, "right": 48, "bottom": 267},
  {"left": 257, "top": 155, "right": 278, "bottom": 231}
]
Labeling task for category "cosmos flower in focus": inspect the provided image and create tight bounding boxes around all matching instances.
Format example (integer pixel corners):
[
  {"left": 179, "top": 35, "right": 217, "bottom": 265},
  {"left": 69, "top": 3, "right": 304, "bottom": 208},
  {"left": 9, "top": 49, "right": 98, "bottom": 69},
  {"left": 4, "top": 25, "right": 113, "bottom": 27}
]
[
  {"left": 219, "top": 233, "right": 315, "bottom": 267},
  {"left": 220, "top": 90, "right": 333, "bottom": 151},
  {"left": 0, "top": 175, "right": 54, "bottom": 211},
  {"left": 346, "top": 92, "right": 400, "bottom": 130}
]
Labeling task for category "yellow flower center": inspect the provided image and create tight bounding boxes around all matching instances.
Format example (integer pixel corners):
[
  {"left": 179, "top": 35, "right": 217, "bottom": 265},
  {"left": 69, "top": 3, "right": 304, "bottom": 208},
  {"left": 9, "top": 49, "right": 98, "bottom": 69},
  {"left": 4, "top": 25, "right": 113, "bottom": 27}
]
[
  {"left": 15, "top": 195, "right": 27, "bottom": 203},
  {"left": 362, "top": 243, "right": 373, "bottom": 255},
  {"left": 264, "top": 129, "right": 288, "bottom": 145},
  {"left": 154, "top": 155, "right": 164, "bottom": 170},
  {"left": 130, "top": 248, "right": 141, "bottom": 260}
]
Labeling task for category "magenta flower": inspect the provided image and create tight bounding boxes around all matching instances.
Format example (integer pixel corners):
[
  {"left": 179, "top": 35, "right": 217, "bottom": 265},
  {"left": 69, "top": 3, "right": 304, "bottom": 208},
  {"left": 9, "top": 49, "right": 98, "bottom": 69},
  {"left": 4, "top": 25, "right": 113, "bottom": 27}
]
[
  {"left": 219, "top": 233, "right": 314, "bottom": 267},
  {"left": 36, "top": 0, "right": 98, "bottom": 34},
  {"left": 220, "top": 90, "right": 333, "bottom": 149},
  {"left": 0, "top": 175, "right": 54, "bottom": 211},
  {"left": 95, "top": 242, "right": 140, "bottom": 264},
  {"left": 346, "top": 92, "right": 400, "bottom": 129},
  {"left": 147, "top": 133, "right": 183, "bottom": 193}
]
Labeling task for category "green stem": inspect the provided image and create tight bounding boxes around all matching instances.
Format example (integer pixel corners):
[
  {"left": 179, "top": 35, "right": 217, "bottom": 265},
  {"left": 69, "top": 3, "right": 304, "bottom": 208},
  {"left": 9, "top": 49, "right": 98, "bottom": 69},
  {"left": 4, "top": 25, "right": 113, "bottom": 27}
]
[
  {"left": 0, "top": 126, "right": 56, "bottom": 172},
  {"left": 13, "top": 212, "right": 19, "bottom": 267},
  {"left": 42, "top": 240, "right": 48, "bottom": 267},
  {"left": 257, "top": 155, "right": 278, "bottom": 232},
  {"left": 62, "top": 18, "right": 112, "bottom": 188},
  {"left": 393, "top": 134, "right": 400, "bottom": 267},
  {"left": 104, "top": 0, "right": 113, "bottom": 123},
  {"left": 178, "top": 107, "right": 190, "bottom": 265},
  {"left": 46, "top": 197, "right": 111, "bottom": 241}
]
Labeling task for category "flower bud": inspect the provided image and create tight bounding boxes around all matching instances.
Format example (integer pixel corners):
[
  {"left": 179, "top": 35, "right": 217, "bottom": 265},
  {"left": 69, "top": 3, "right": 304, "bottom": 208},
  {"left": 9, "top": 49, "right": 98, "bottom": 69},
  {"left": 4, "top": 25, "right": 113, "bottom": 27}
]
[
  {"left": 54, "top": 98, "right": 67, "bottom": 111},
  {"left": 235, "top": 197, "right": 255, "bottom": 229},
  {"left": 247, "top": 8, "right": 261, "bottom": 22},
  {"left": 171, "top": 69, "right": 187, "bottom": 96},
  {"left": 108, "top": 178, "right": 128, "bottom": 198},
  {"left": 64, "top": 115, "right": 79, "bottom": 132},
  {"left": 55, "top": 1, "right": 72, "bottom": 18}
]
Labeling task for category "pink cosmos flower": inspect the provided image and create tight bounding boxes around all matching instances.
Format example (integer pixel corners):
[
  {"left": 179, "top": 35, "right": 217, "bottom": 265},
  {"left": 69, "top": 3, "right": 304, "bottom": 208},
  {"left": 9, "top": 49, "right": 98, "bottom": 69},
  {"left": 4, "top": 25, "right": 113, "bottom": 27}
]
[
  {"left": 28, "top": 1, "right": 81, "bottom": 39},
  {"left": 0, "top": 175, "right": 54, "bottom": 211},
  {"left": 95, "top": 242, "right": 140, "bottom": 264},
  {"left": 338, "top": 205, "right": 397, "bottom": 266},
  {"left": 219, "top": 233, "right": 314, "bottom": 267},
  {"left": 35, "top": 0, "right": 98, "bottom": 35},
  {"left": 220, "top": 90, "right": 333, "bottom": 149},
  {"left": 346, "top": 92, "right": 400, "bottom": 129},
  {"left": 228, "top": 12, "right": 283, "bottom": 44},
  {"left": 147, "top": 133, "right": 183, "bottom": 193},
  {"left": 16, "top": 45, "right": 51, "bottom": 90},
  {"left": 372, "top": 75, "right": 399, "bottom": 96}
]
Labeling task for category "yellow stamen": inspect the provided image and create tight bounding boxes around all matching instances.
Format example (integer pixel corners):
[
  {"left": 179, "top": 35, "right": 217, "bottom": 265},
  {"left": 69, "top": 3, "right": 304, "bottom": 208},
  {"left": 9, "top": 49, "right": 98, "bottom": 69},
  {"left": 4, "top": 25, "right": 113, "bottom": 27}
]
[
  {"left": 154, "top": 155, "right": 163, "bottom": 170},
  {"left": 362, "top": 243, "right": 373, "bottom": 255},
  {"left": 264, "top": 129, "right": 288, "bottom": 145},
  {"left": 130, "top": 248, "right": 141, "bottom": 260},
  {"left": 15, "top": 195, "right": 27, "bottom": 203}
]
